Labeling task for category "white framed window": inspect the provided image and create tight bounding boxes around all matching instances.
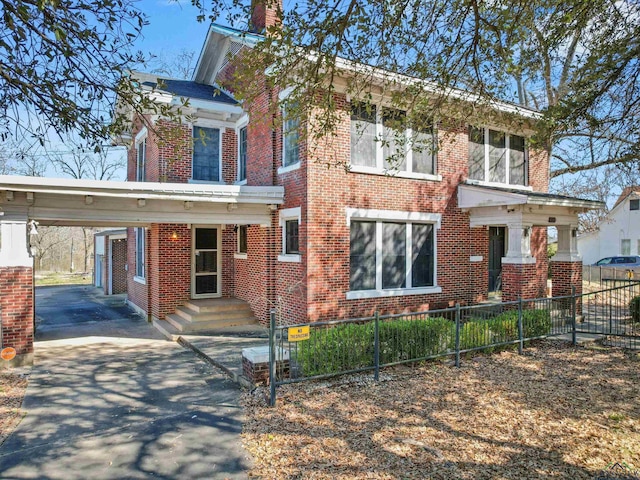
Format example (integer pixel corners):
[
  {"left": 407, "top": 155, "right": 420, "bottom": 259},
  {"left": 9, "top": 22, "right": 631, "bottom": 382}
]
[
  {"left": 281, "top": 103, "right": 300, "bottom": 171},
  {"left": 235, "top": 225, "right": 248, "bottom": 259},
  {"left": 350, "top": 101, "right": 439, "bottom": 180},
  {"left": 278, "top": 207, "right": 301, "bottom": 262},
  {"left": 192, "top": 125, "right": 222, "bottom": 182},
  {"left": 621, "top": 238, "right": 631, "bottom": 255},
  {"left": 346, "top": 208, "right": 442, "bottom": 299},
  {"left": 135, "top": 128, "right": 147, "bottom": 182},
  {"left": 468, "top": 126, "right": 527, "bottom": 186},
  {"left": 237, "top": 125, "right": 247, "bottom": 183},
  {"left": 135, "top": 227, "right": 145, "bottom": 282}
]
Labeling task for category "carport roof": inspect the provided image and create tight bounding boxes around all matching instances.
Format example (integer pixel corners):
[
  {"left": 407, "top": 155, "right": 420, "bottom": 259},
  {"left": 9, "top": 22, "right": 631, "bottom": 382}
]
[{"left": 0, "top": 175, "right": 284, "bottom": 227}]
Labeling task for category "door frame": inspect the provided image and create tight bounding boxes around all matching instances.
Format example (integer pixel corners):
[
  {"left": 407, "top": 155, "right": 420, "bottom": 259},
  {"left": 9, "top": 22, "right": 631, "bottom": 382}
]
[
  {"left": 191, "top": 224, "right": 222, "bottom": 299},
  {"left": 488, "top": 226, "right": 506, "bottom": 294}
]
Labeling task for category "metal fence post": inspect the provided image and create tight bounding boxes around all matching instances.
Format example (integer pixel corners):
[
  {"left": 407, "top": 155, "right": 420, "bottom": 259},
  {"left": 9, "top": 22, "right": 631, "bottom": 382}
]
[
  {"left": 374, "top": 311, "right": 380, "bottom": 381},
  {"left": 571, "top": 286, "right": 577, "bottom": 346},
  {"left": 269, "top": 309, "right": 277, "bottom": 407},
  {"left": 517, "top": 297, "right": 524, "bottom": 355},
  {"left": 455, "top": 303, "right": 461, "bottom": 368}
]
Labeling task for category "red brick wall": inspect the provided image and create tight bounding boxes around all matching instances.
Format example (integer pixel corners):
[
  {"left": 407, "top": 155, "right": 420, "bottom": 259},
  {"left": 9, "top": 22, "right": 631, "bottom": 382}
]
[
  {"left": 110, "top": 238, "right": 127, "bottom": 294},
  {"left": 0, "top": 267, "right": 34, "bottom": 356},
  {"left": 149, "top": 224, "right": 191, "bottom": 320},
  {"left": 551, "top": 261, "right": 583, "bottom": 298},
  {"left": 234, "top": 225, "right": 271, "bottom": 323}
]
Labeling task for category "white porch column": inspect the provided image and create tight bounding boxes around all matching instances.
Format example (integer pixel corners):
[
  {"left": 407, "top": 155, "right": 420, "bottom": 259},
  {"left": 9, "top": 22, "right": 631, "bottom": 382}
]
[
  {"left": 553, "top": 224, "right": 581, "bottom": 262},
  {"left": 0, "top": 219, "right": 32, "bottom": 267},
  {"left": 503, "top": 222, "right": 536, "bottom": 264}
]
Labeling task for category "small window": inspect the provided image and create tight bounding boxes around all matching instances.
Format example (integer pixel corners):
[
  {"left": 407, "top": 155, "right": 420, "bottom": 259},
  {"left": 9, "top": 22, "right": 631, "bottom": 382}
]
[
  {"left": 621, "top": 239, "right": 631, "bottom": 256},
  {"left": 282, "top": 104, "right": 299, "bottom": 168},
  {"left": 237, "top": 225, "right": 247, "bottom": 254},
  {"left": 630, "top": 199, "right": 639, "bottom": 211},
  {"left": 193, "top": 126, "right": 220, "bottom": 182},
  {"left": 285, "top": 219, "right": 299, "bottom": 254},
  {"left": 136, "top": 138, "right": 146, "bottom": 182},
  {"left": 238, "top": 126, "right": 247, "bottom": 182},
  {"left": 135, "top": 227, "right": 145, "bottom": 279}
]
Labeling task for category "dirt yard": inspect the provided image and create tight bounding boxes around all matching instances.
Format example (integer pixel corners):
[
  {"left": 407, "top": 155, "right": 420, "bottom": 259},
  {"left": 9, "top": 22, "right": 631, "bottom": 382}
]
[
  {"left": 242, "top": 341, "right": 640, "bottom": 479},
  {"left": 0, "top": 371, "right": 28, "bottom": 447}
]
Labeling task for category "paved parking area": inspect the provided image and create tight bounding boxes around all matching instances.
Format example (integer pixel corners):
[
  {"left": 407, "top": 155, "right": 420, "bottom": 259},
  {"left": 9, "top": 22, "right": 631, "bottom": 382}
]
[{"left": 0, "top": 286, "right": 251, "bottom": 479}]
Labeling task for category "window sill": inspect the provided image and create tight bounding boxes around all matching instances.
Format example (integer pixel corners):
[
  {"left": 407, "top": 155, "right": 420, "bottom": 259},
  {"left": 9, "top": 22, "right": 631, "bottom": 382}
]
[
  {"left": 235, "top": 179, "right": 247, "bottom": 186},
  {"left": 349, "top": 165, "right": 441, "bottom": 182},
  {"left": 346, "top": 286, "right": 442, "bottom": 300},
  {"left": 234, "top": 253, "right": 248, "bottom": 260},
  {"left": 278, "top": 254, "right": 301, "bottom": 263},
  {"left": 134, "top": 275, "right": 146, "bottom": 285},
  {"left": 464, "top": 179, "right": 532, "bottom": 191},
  {"left": 277, "top": 162, "right": 300, "bottom": 175}
]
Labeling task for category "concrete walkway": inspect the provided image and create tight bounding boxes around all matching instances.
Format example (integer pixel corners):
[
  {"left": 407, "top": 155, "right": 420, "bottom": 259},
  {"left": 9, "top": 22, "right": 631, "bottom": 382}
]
[{"left": 0, "top": 286, "right": 252, "bottom": 479}]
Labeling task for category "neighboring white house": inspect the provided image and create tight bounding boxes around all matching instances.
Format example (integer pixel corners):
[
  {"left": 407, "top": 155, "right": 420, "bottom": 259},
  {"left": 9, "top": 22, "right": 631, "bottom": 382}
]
[{"left": 578, "top": 186, "right": 640, "bottom": 265}]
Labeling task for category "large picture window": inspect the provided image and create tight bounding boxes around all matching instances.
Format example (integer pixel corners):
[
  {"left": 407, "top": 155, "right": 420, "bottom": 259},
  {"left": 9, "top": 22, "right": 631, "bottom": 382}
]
[
  {"left": 469, "top": 126, "right": 527, "bottom": 186},
  {"left": 192, "top": 126, "right": 220, "bottom": 182},
  {"left": 349, "top": 219, "right": 435, "bottom": 294},
  {"left": 350, "top": 102, "right": 436, "bottom": 176}
]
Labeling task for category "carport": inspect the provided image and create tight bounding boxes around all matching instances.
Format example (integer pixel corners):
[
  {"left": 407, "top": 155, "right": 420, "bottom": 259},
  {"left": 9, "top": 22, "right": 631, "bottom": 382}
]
[{"left": 0, "top": 175, "right": 284, "bottom": 367}]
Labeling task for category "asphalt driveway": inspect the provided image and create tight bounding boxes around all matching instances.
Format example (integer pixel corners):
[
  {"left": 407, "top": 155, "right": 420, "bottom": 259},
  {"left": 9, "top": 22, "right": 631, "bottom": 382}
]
[{"left": 0, "top": 285, "right": 251, "bottom": 479}]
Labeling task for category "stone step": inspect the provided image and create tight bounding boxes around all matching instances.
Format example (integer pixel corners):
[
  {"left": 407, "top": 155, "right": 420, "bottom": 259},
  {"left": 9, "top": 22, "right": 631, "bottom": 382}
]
[
  {"left": 166, "top": 313, "right": 258, "bottom": 332},
  {"left": 152, "top": 318, "right": 180, "bottom": 341},
  {"left": 183, "top": 298, "right": 252, "bottom": 314},
  {"left": 174, "top": 305, "right": 255, "bottom": 323}
]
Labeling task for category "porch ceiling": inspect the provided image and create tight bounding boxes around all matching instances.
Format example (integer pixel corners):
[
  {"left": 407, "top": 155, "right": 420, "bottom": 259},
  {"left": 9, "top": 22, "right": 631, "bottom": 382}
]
[
  {"left": 458, "top": 183, "right": 605, "bottom": 227},
  {"left": 0, "top": 175, "right": 284, "bottom": 227}
]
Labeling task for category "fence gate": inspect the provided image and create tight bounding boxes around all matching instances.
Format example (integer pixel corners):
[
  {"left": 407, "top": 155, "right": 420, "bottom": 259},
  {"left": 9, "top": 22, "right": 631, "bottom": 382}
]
[{"left": 577, "top": 279, "right": 640, "bottom": 349}]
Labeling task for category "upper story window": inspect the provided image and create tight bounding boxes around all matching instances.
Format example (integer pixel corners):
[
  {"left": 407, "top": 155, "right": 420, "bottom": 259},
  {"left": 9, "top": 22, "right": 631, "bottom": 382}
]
[
  {"left": 350, "top": 102, "right": 437, "bottom": 177},
  {"left": 630, "top": 199, "right": 639, "bottom": 211},
  {"left": 282, "top": 103, "right": 300, "bottom": 169},
  {"left": 136, "top": 137, "right": 146, "bottom": 182},
  {"left": 193, "top": 126, "right": 221, "bottom": 182},
  {"left": 238, "top": 126, "right": 247, "bottom": 183},
  {"left": 468, "top": 126, "right": 527, "bottom": 186}
]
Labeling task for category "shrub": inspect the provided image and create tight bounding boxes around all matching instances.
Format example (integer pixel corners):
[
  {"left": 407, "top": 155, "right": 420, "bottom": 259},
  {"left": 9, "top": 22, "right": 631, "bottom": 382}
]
[
  {"left": 296, "top": 317, "right": 455, "bottom": 376},
  {"left": 494, "top": 309, "right": 552, "bottom": 339},
  {"left": 630, "top": 296, "right": 640, "bottom": 323},
  {"left": 459, "top": 320, "right": 494, "bottom": 353}
]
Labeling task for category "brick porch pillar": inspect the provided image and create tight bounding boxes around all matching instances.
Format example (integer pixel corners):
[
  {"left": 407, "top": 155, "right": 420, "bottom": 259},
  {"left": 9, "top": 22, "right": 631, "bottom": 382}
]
[
  {"left": 551, "top": 225, "right": 582, "bottom": 313},
  {"left": 0, "top": 219, "right": 34, "bottom": 369},
  {"left": 501, "top": 222, "right": 539, "bottom": 302}
]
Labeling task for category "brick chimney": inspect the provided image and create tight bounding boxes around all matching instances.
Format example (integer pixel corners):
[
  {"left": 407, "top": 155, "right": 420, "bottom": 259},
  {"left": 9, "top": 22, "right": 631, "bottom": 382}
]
[{"left": 250, "top": 0, "right": 282, "bottom": 33}]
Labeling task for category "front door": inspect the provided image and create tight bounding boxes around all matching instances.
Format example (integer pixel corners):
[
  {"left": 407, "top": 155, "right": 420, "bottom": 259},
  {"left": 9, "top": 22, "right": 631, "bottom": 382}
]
[
  {"left": 192, "top": 226, "right": 221, "bottom": 298},
  {"left": 488, "top": 226, "right": 505, "bottom": 293}
]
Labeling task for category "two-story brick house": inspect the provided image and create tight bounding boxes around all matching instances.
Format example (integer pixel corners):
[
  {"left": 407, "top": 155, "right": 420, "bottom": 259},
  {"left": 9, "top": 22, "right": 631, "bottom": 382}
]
[{"left": 120, "top": 1, "right": 601, "bottom": 334}]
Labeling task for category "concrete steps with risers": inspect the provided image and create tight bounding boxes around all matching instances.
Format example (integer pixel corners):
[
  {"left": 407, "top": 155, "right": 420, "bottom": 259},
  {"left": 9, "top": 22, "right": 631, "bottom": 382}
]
[{"left": 159, "top": 298, "right": 258, "bottom": 334}]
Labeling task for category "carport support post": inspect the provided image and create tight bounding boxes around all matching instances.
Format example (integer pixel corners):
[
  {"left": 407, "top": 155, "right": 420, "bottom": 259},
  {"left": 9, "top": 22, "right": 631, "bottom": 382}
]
[{"left": 0, "top": 218, "right": 35, "bottom": 368}]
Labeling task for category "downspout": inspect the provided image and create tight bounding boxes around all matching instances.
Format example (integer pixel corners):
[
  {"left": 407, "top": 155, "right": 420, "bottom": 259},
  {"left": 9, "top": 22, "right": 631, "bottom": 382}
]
[{"left": 268, "top": 84, "right": 278, "bottom": 318}]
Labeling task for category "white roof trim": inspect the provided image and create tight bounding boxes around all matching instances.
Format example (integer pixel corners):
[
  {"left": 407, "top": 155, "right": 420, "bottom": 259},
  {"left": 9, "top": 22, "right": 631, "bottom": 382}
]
[{"left": 0, "top": 175, "right": 284, "bottom": 205}]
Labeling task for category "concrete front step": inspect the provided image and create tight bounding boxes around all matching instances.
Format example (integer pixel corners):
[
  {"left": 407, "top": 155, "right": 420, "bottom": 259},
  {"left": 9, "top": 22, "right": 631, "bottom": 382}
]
[
  {"left": 174, "top": 305, "right": 255, "bottom": 323},
  {"left": 165, "top": 313, "right": 258, "bottom": 332},
  {"left": 184, "top": 298, "right": 252, "bottom": 314}
]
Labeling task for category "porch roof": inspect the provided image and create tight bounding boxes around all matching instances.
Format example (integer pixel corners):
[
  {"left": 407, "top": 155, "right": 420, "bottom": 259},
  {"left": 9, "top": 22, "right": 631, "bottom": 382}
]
[
  {"left": 458, "top": 182, "right": 605, "bottom": 228},
  {"left": 0, "top": 175, "right": 284, "bottom": 228}
]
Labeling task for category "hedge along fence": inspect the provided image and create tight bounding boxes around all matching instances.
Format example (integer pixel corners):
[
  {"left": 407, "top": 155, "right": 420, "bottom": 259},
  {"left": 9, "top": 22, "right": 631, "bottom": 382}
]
[{"left": 266, "top": 297, "right": 562, "bottom": 404}]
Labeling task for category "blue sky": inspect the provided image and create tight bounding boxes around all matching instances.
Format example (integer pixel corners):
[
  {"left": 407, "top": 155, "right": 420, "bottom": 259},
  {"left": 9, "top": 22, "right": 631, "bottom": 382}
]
[{"left": 134, "top": 0, "right": 212, "bottom": 73}]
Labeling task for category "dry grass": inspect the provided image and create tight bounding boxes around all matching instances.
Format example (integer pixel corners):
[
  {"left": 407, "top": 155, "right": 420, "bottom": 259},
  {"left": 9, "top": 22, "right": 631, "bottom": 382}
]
[
  {"left": 242, "top": 341, "right": 640, "bottom": 479},
  {"left": 0, "top": 371, "right": 28, "bottom": 446}
]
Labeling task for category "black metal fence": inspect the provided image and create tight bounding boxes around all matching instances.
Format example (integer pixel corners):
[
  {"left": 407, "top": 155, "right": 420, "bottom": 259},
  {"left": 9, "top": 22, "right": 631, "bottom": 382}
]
[{"left": 267, "top": 281, "right": 640, "bottom": 405}]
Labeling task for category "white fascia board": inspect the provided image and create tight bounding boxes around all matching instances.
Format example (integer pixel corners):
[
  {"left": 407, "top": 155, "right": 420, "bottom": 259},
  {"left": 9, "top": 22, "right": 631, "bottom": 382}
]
[
  {"left": 0, "top": 175, "right": 284, "bottom": 205},
  {"left": 458, "top": 184, "right": 527, "bottom": 209},
  {"left": 174, "top": 97, "right": 243, "bottom": 115},
  {"left": 524, "top": 196, "right": 604, "bottom": 210}
]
